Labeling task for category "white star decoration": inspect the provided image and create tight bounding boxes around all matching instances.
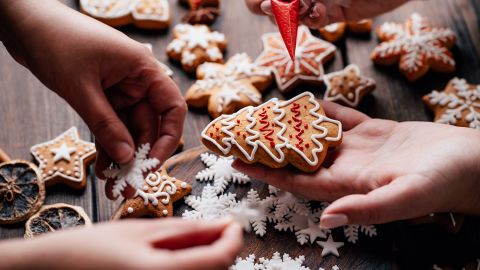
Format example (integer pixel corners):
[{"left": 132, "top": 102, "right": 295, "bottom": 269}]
[
  {"left": 296, "top": 219, "right": 328, "bottom": 244},
  {"left": 317, "top": 235, "right": 344, "bottom": 257},
  {"left": 51, "top": 142, "right": 76, "bottom": 163}
]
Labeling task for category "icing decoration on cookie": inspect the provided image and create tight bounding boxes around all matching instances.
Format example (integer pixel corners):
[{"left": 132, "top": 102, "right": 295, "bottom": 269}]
[
  {"left": 186, "top": 53, "right": 272, "bottom": 118},
  {"left": 30, "top": 127, "right": 96, "bottom": 189},
  {"left": 113, "top": 169, "right": 191, "bottom": 219},
  {"left": 80, "top": 0, "right": 171, "bottom": 30},
  {"left": 201, "top": 91, "right": 342, "bottom": 172},
  {"left": 166, "top": 24, "right": 227, "bottom": 73},
  {"left": 256, "top": 26, "right": 336, "bottom": 93},
  {"left": 371, "top": 13, "right": 456, "bottom": 81},
  {"left": 270, "top": 0, "right": 300, "bottom": 60},
  {"left": 323, "top": 64, "right": 376, "bottom": 108},
  {"left": 423, "top": 78, "right": 480, "bottom": 130},
  {"left": 319, "top": 19, "right": 372, "bottom": 43}
]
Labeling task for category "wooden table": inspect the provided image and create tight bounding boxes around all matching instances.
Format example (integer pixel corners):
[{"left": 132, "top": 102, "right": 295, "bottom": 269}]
[{"left": 1, "top": 0, "right": 479, "bottom": 269}]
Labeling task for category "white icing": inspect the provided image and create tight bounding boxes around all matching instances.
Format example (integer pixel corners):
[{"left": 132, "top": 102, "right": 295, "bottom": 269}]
[
  {"left": 135, "top": 171, "right": 177, "bottom": 206},
  {"left": 81, "top": 0, "right": 170, "bottom": 23},
  {"left": 51, "top": 143, "right": 76, "bottom": 163},
  {"left": 206, "top": 47, "right": 222, "bottom": 60},
  {"left": 324, "top": 23, "right": 340, "bottom": 33},
  {"left": 127, "top": 207, "right": 134, "bottom": 213},
  {"left": 181, "top": 51, "right": 197, "bottom": 66},
  {"left": 132, "top": 0, "right": 170, "bottom": 22}
]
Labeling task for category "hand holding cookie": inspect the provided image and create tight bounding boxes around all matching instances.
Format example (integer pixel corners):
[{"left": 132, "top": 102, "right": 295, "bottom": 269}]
[
  {"left": 233, "top": 101, "right": 480, "bottom": 228},
  {"left": 245, "top": 0, "right": 409, "bottom": 28}
]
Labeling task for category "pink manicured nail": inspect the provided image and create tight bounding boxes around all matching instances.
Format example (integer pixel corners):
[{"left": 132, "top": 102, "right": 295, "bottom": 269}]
[{"left": 320, "top": 214, "right": 348, "bottom": 229}]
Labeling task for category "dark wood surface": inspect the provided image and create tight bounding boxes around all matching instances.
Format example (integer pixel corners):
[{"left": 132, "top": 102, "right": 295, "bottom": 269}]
[{"left": 1, "top": 0, "right": 479, "bottom": 269}]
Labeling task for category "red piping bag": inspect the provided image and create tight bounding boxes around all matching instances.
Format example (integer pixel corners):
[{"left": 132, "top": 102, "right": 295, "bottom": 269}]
[{"left": 270, "top": 0, "right": 300, "bottom": 60}]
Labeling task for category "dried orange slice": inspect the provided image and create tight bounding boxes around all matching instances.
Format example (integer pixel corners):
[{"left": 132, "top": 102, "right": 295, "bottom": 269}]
[
  {"left": 0, "top": 160, "right": 45, "bottom": 224},
  {"left": 24, "top": 203, "right": 92, "bottom": 239}
]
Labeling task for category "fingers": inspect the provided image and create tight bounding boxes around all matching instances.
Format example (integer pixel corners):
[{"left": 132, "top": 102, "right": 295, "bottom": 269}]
[
  {"left": 245, "top": 0, "right": 267, "bottom": 15},
  {"left": 94, "top": 143, "right": 110, "bottom": 178},
  {"left": 72, "top": 82, "right": 135, "bottom": 165},
  {"left": 301, "top": 3, "right": 329, "bottom": 29},
  {"left": 319, "top": 100, "right": 370, "bottom": 131},
  {"left": 320, "top": 174, "right": 437, "bottom": 228}
]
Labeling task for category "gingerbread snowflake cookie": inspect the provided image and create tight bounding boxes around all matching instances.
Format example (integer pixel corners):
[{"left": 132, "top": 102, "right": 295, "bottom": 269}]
[
  {"left": 256, "top": 26, "right": 336, "bottom": 93},
  {"left": 371, "top": 13, "right": 456, "bottom": 81},
  {"left": 113, "top": 168, "right": 191, "bottom": 219},
  {"left": 30, "top": 127, "right": 96, "bottom": 190},
  {"left": 166, "top": 24, "right": 227, "bottom": 73},
  {"left": 423, "top": 78, "right": 480, "bottom": 130},
  {"left": 319, "top": 19, "right": 373, "bottom": 43},
  {"left": 186, "top": 53, "right": 272, "bottom": 118},
  {"left": 323, "top": 64, "right": 376, "bottom": 108},
  {"left": 201, "top": 91, "right": 342, "bottom": 172},
  {"left": 80, "top": 0, "right": 171, "bottom": 30}
]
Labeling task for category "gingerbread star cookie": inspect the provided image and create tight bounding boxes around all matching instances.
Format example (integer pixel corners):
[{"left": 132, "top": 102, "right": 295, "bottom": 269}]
[
  {"left": 371, "top": 13, "right": 456, "bottom": 81},
  {"left": 201, "top": 91, "right": 342, "bottom": 173},
  {"left": 166, "top": 24, "right": 227, "bottom": 73},
  {"left": 186, "top": 53, "right": 272, "bottom": 118},
  {"left": 319, "top": 19, "right": 373, "bottom": 43},
  {"left": 80, "top": 0, "right": 171, "bottom": 30},
  {"left": 323, "top": 64, "right": 376, "bottom": 108},
  {"left": 256, "top": 25, "right": 336, "bottom": 93},
  {"left": 423, "top": 78, "right": 480, "bottom": 130},
  {"left": 30, "top": 127, "right": 96, "bottom": 189},
  {"left": 113, "top": 169, "right": 192, "bottom": 219}
]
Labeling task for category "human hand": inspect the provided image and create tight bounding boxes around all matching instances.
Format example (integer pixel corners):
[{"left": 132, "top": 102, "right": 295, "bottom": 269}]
[
  {"left": 0, "top": 0, "right": 186, "bottom": 177},
  {"left": 245, "top": 0, "right": 409, "bottom": 28},
  {"left": 0, "top": 218, "right": 243, "bottom": 270},
  {"left": 233, "top": 101, "right": 480, "bottom": 228}
]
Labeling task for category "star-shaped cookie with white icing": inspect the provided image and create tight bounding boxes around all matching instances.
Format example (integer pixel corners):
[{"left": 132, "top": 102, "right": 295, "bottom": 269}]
[
  {"left": 323, "top": 64, "right": 376, "bottom": 108},
  {"left": 255, "top": 25, "right": 336, "bottom": 93},
  {"left": 30, "top": 127, "right": 96, "bottom": 189},
  {"left": 186, "top": 53, "right": 272, "bottom": 118},
  {"left": 113, "top": 169, "right": 192, "bottom": 219},
  {"left": 166, "top": 24, "right": 227, "bottom": 73}
]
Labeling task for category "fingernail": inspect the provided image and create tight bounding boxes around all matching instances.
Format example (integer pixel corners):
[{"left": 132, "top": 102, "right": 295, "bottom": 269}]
[
  {"left": 260, "top": 2, "right": 273, "bottom": 15},
  {"left": 309, "top": 5, "right": 320, "bottom": 19},
  {"left": 113, "top": 142, "right": 134, "bottom": 164},
  {"left": 320, "top": 214, "right": 348, "bottom": 229}
]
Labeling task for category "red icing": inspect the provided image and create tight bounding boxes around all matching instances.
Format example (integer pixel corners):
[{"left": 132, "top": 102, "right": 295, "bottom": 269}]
[
  {"left": 291, "top": 102, "right": 305, "bottom": 149},
  {"left": 259, "top": 108, "right": 275, "bottom": 142}
]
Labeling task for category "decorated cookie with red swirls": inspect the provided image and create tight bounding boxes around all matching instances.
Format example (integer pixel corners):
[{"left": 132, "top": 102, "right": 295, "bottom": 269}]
[
  {"left": 256, "top": 26, "right": 336, "bottom": 94},
  {"left": 186, "top": 53, "right": 272, "bottom": 118},
  {"left": 371, "top": 13, "right": 456, "bottom": 81},
  {"left": 166, "top": 24, "right": 227, "bottom": 73},
  {"left": 112, "top": 168, "right": 192, "bottom": 219},
  {"left": 80, "top": 0, "right": 171, "bottom": 30},
  {"left": 323, "top": 64, "right": 376, "bottom": 108},
  {"left": 423, "top": 78, "right": 480, "bottom": 130},
  {"left": 30, "top": 127, "right": 96, "bottom": 190},
  {"left": 201, "top": 92, "right": 342, "bottom": 173}
]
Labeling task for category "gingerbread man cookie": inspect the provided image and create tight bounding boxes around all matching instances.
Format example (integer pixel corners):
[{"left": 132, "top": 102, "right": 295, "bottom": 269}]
[
  {"left": 319, "top": 19, "right": 373, "bottom": 43},
  {"left": 166, "top": 24, "right": 227, "bottom": 73},
  {"left": 186, "top": 53, "right": 272, "bottom": 118},
  {"left": 371, "top": 13, "right": 456, "bottom": 81},
  {"left": 256, "top": 26, "right": 336, "bottom": 94},
  {"left": 30, "top": 127, "right": 96, "bottom": 189},
  {"left": 201, "top": 91, "right": 342, "bottom": 173},
  {"left": 113, "top": 169, "right": 192, "bottom": 219},
  {"left": 323, "top": 64, "right": 376, "bottom": 108},
  {"left": 80, "top": 0, "right": 171, "bottom": 30},
  {"left": 423, "top": 78, "right": 480, "bottom": 130}
]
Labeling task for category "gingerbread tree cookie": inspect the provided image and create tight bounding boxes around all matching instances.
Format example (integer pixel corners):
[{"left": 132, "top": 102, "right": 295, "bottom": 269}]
[
  {"left": 30, "top": 127, "right": 96, "bottom": 189},
  {"left": 186, "top": 53, "right": 272, "bottom": 118},
  {"left": 201, "top": 92, "right": 342, "bottom": 173},
  {"left": 256, "top": 26, "right": 336, "bottom": 93},
  {"left": 166, "top": 24, "right": 227, "bottom": 73},
  {"left": 423, "top": 78, "right": 480, "bottom": 130},
  {"left": 319, "top": 19, "right": 373, "bottom": 43},
  {"left": 371, "top": 13, "right": 456, "bottom": 81},
  {"left": 80, "top": 0, "right": 171, "bottom": 30},
  {"left": 323, "top": 64, "right": 376, "bottom": 108},
  {"left": 113, "top": 169, "right": 192, "bottom": 219}
]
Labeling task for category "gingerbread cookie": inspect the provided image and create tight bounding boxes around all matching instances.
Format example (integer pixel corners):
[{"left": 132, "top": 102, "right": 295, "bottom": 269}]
[
  {"left": 423, "top": 78, "right": 480, "bottom": 130},
  {"left": 186, "top": 53, "right": 272, "bottom": 118},
  {"left": 371, "top": 13, "right": 456, "bottom": 81},
  {"left": 30, "top": 127, "right": 96, "bottom": 189},
  {"left": 201, "top": 91, "right": 342, "bottom": 172},
  {"left": 166, "top": 24, "right": 227, "bottom": 73},
  {"left": 113, "top": 169, "right": 191, "bottom": 219},
  {"left": 256, "top": 26, "right": 336, "bottom": 93},
  {"left": 319, "top": 19, "right": 372, "bottom": 43},
  {"left": 80, "top": 0, "right": 171, "bottom": 30},
  {"left": 182, "top": 7, "right": 219, "bottom": 25},
  {"left": 323, "top": 64, "right": 376, "bottom": 108}
]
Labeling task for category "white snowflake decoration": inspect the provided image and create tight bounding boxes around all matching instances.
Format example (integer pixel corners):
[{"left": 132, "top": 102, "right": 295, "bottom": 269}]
[
  {"left": 103, "top": 143, "right": 159, "bottom": 199},
  {"left": 196, "top": 153, "right": 250, "bottom": 194},
  {"left": 182, "top": 184, "right": 237, "bottom": 220},
  {"left": 343, "top": 225, "right": 377, "bottom": 244},
  {"left": 231, "top": 252, "right": 310, "bottom": 270},
  {"left": 228, "top": 199, "right": 261, "bottom": 233}
]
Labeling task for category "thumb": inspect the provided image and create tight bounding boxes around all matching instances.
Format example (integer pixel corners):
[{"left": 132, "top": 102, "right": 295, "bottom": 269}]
[
  {"left": 320, "top": 175, "right": 437, "bottom": 228},
  {"left": 69, "top": 82, "right": 135, "bottom": 165}
]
